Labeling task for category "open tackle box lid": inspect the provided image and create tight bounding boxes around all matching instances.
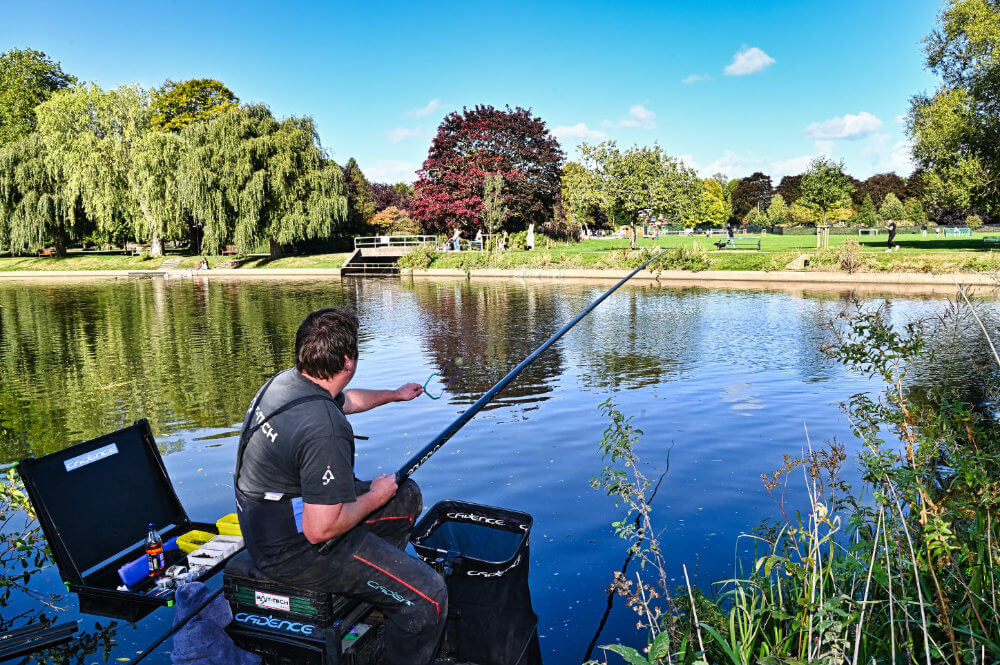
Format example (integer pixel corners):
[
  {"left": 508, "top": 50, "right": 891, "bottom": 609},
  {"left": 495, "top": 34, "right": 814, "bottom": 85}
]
[{"left": 16, "top": 419, "right": 235, "bottom": 621}]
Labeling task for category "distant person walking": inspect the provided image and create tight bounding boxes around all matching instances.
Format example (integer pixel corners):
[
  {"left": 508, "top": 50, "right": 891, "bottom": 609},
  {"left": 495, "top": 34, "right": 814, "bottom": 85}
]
[
  {"left": 886, "top": 219, "right": 897, "bottom": 252},
  {"left": 921, "top": 224, "right": 928, "bottom": 238},
  {"left": 451, "top": 228, "right": 461, "bottom": 251},
  {"left": 526, "top": 223, "right": 535, "bottom": 251}
]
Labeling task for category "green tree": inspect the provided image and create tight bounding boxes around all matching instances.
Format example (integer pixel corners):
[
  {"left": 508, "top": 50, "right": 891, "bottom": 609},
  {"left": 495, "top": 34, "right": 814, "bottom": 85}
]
[
  {"left": 879, "top": 192, "right": 907, "bottom": 221},
  {"left": 179, "top": 105, "right": 346, "bottom": 257},
  {"left": 35, "top": 84, "right": 182, "bottom": 256},
  {"left": 481, "top": 174, "right": 508, "bottom": 235},
  {"left": 966, "top": 213, "right": 984, "bottom": 230},
  {"left": 150, "top": 78, "right": 238, "bottom": 133},
  {"left": 905, "top": 198, "right": 928, "bottom": 224},
  {"left": 0, "top": 48, "right": 76, "bottom": 146},
  {"left": 856, "top": 193, "right": 881, "bottom": 227},
  {"left": 561, "top": 161, "right": 605, "bottom": 226},
  {"left": 568, "top": 141, "right": 702, "bottom": 229},
  {"left": 908, "top": 0, "right": 1000, "bottom": 218},
  {"left": 766, "top": 193, "right": 789, "bottom": 226},
  {"left": 697, "top": 179, "right": 728, "bottom": 227},
  {"left": 799, "top": 157, "right": 855, "bottom": 226},
  {"left": 343, "top": 158, "right": 376, "bottom": 229},
  {"left": 0, "top": 133, "right": 84, "bottom": 255}
]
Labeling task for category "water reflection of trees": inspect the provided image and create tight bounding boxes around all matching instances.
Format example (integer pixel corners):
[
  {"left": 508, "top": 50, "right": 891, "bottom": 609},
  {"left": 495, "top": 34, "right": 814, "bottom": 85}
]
[
  {"left": 0, "top": 279, "right": 355, "bottom": 462},
  {"left": 401, "top": 279, "right": 565, "bottom": 407}
]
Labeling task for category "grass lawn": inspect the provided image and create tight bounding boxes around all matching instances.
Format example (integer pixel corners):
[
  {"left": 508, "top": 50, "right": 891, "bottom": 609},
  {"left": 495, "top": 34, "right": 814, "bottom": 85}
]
[
  {"left": 236, "top": 253, "right": 349, "bottom": 269},
  {"left": 0, "top": 251, "right": 167, "bottom": 271},
  {"left": 557, "top": 232, "right": 992, "bottom": 254},
  {"left": 2, "top": 234, "right": 997, "bottom": 274}
]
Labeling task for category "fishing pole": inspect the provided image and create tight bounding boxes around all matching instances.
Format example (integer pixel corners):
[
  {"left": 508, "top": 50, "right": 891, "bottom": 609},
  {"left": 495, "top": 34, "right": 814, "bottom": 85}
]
[{"left": 319, "top": 249, "right": 665, "bottom": 554}]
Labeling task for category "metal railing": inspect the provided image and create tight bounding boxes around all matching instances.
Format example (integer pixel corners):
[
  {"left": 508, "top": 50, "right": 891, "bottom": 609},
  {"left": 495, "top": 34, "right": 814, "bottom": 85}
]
[{"left": 354, "top": 235, "right": 437, "bottom": 249}]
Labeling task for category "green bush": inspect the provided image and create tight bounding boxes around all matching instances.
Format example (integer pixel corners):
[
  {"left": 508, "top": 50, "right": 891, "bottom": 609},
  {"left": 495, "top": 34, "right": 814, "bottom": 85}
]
[
  {"left": 397, "top": 243, "right": 437, "bottom": 270},
  {"left": 966, "top": 214, "right": 984, "bottom": 230},
  {"left": 508, "top": 230, "right": 527, "bottom": 250}
]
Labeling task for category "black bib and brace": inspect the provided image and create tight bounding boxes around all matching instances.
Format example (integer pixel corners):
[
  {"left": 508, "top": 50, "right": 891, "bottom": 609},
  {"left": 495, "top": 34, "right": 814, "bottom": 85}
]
[{"left": 234, "top": 369, "right": 357, "bottom": 575}]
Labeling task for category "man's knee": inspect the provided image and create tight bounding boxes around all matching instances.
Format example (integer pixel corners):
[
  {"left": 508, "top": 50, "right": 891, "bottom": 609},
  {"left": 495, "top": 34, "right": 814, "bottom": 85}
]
[{"left": 396, "top": 478, "right": 422, "bottom": 520}]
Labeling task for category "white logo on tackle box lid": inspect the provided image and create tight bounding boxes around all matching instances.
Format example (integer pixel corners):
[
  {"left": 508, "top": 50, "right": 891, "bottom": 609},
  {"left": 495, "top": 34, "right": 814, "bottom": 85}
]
[{"left": 254, "top": 590, "right": 291, "bottom": 613}]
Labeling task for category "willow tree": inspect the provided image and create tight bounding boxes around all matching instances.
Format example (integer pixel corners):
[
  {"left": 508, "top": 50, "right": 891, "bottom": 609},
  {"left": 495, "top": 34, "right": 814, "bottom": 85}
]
[
  {"left": 35, "top": 84, "right": 182, "bottom": 256},
  {"left": 179, "top": 105, "right": 347, "bottom": 256},
  {"left": 0, "top": 133, "right": 83, "bottom": 255}
]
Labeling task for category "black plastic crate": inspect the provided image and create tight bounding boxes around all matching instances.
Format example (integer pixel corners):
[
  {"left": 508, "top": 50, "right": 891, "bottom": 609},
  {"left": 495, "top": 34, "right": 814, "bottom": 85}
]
[
  {"left": 227, "top": 595, "right": 378, "bottom": 665},
  {"left": 224, "top": 551, "right": 359, "bottom": 626},
  {"left": 15, "top": 419, "right": 240, "bottom": 621}
]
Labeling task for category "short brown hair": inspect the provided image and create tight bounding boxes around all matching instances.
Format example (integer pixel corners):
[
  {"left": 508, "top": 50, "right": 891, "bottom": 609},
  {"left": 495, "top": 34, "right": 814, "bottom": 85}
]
[{"left": 295, "top": 308, "right": 360, "bottom": 378}]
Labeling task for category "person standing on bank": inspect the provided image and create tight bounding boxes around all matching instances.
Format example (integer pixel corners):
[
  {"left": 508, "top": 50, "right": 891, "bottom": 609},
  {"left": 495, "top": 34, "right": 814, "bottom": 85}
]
[
  {"left": 234, "top": 308, "right": 446, "bottom": 665},
  {"left": 886, "top": 219, "right": 898, "bottom": 252}
]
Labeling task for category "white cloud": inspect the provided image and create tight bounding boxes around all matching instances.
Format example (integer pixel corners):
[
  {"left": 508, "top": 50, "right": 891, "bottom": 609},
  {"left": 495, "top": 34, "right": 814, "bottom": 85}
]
[
  {"left": 362, "top": 160, "right": 420, "bottom": 184},
  {"left": 724, "top": 47, "right": 775, "bottom": 76},
  {"left": 860, "top": 133, "right": 916, "bottom": 175},
  {"left": 813, "top": 140, "right": 835, "bottom": 156},
  {"left": 552, "top": 123, "right": 607, "bottom": 144},
  {"left": 410, "top": 99, "right": 441, "bottom": 118},
  {"left": 682, "top": 73, "right": 711, "bottom": 84},
  {"left": 805, "top": 111, "right": 883, "bottom": 140},
  {"left": 617, "top": 104, "right": 656, "bottom": 129},
  {"left": 701, "top": 150, "right": 815, "bottom": 180},
  {"left": 889, "top": 140, "right": 915, "bottom": 174},
  {"left": 385, "top": 127, "right": 422, "bottom": 144},
  {"left": 678, "top": 154, "right": 699, "bottom": 171}
]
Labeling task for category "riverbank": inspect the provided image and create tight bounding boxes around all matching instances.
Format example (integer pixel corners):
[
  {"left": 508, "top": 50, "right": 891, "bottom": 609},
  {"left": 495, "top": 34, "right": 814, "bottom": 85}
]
[{"left": 0, "top": 265, "right": 996, "bottom": 290}]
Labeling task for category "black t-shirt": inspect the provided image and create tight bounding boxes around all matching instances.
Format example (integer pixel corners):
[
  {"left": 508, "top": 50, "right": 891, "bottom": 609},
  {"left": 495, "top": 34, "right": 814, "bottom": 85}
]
[{"left": 235, "top": 369, "right": 357, "bottom": 571}]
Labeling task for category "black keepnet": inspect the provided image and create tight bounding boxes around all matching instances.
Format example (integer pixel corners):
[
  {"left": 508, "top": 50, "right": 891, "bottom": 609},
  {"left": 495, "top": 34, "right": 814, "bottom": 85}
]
[
  {"left": 16, "top": 420, "right": 187, "bottom": 582},
  {"left": 411, "top": 501, "right": 541, "bottom": 665}
]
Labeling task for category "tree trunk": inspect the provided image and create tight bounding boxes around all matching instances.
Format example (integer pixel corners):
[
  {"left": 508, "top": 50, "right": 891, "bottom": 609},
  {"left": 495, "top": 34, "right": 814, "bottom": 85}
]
[
  {"left": 269, "top": 239, "right": 283, "bottom": 259},
  {"left": 150, "top": 232, "right": 164, "bottom": 257},
  {"left": 54, "top": 227, "right": 67, "bottom": 257}
]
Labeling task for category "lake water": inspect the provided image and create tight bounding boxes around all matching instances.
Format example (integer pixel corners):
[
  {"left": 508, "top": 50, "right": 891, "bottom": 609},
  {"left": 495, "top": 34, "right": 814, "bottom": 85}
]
[{"left": 0, "top": 275, "right": 993, "bottom": 664}]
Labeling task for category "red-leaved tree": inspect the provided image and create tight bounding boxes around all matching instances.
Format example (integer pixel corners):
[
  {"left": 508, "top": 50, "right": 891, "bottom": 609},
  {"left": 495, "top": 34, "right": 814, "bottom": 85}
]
[{"left": 411, "top": 105, "right": 565, "bottom": 234}]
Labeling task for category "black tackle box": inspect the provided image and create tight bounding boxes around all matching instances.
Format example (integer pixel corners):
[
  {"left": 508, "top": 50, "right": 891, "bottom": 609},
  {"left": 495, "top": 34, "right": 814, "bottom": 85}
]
[{"left": 15, "top": 419, "right": 239, "bottom": 621}]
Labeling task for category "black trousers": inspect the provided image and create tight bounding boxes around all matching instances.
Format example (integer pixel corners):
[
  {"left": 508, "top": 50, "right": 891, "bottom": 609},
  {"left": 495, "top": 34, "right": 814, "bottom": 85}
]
[{"left": 267, "top": 479, "right": 447, "bottom": 665}]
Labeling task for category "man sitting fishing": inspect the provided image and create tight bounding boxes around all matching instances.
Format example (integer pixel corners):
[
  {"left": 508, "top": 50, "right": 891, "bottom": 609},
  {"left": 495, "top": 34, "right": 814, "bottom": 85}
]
[{"left": 234, "top": 307, "right": 447, "bottom": 665}]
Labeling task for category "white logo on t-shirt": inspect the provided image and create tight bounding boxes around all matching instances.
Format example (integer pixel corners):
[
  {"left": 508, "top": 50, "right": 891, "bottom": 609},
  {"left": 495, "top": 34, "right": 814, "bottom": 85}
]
[{"left": 322, "top": 466, "right": 335, "bottom": 486}]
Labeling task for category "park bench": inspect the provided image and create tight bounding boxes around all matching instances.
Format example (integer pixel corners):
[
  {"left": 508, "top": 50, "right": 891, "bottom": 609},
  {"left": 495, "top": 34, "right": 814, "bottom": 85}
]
[
  {"left": 221, "top": 245, "right": 238, "bottom": 255},
  {"left": 944, "top": 227, "right": 972, "bottom": 237},
  {"left": 714, "top": 237, "right": 761, "bottom": 251},
  {"left": 858, "top": 228, "right": 879, "bottom": 236},
  {"left": 36, "top": 247, "right": 57, "bottom": 257},
  {"left": 983, "top": 236, "right": 1000, "bottom": 249}
]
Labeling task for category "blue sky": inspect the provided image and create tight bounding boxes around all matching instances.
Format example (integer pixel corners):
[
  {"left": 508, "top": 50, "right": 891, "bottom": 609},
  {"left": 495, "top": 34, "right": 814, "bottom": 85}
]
[{"left": 2, "top": 0, "right": 941, "bottom": 184}]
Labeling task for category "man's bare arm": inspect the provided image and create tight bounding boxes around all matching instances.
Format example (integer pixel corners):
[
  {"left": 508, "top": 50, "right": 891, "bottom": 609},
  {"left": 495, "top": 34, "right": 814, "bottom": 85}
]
[
  {"left": 301, "top": 474, "right": 398, "bottom": 544},
  {"left": 343, "top": 383, "right": 423, "bottom": 414}
]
